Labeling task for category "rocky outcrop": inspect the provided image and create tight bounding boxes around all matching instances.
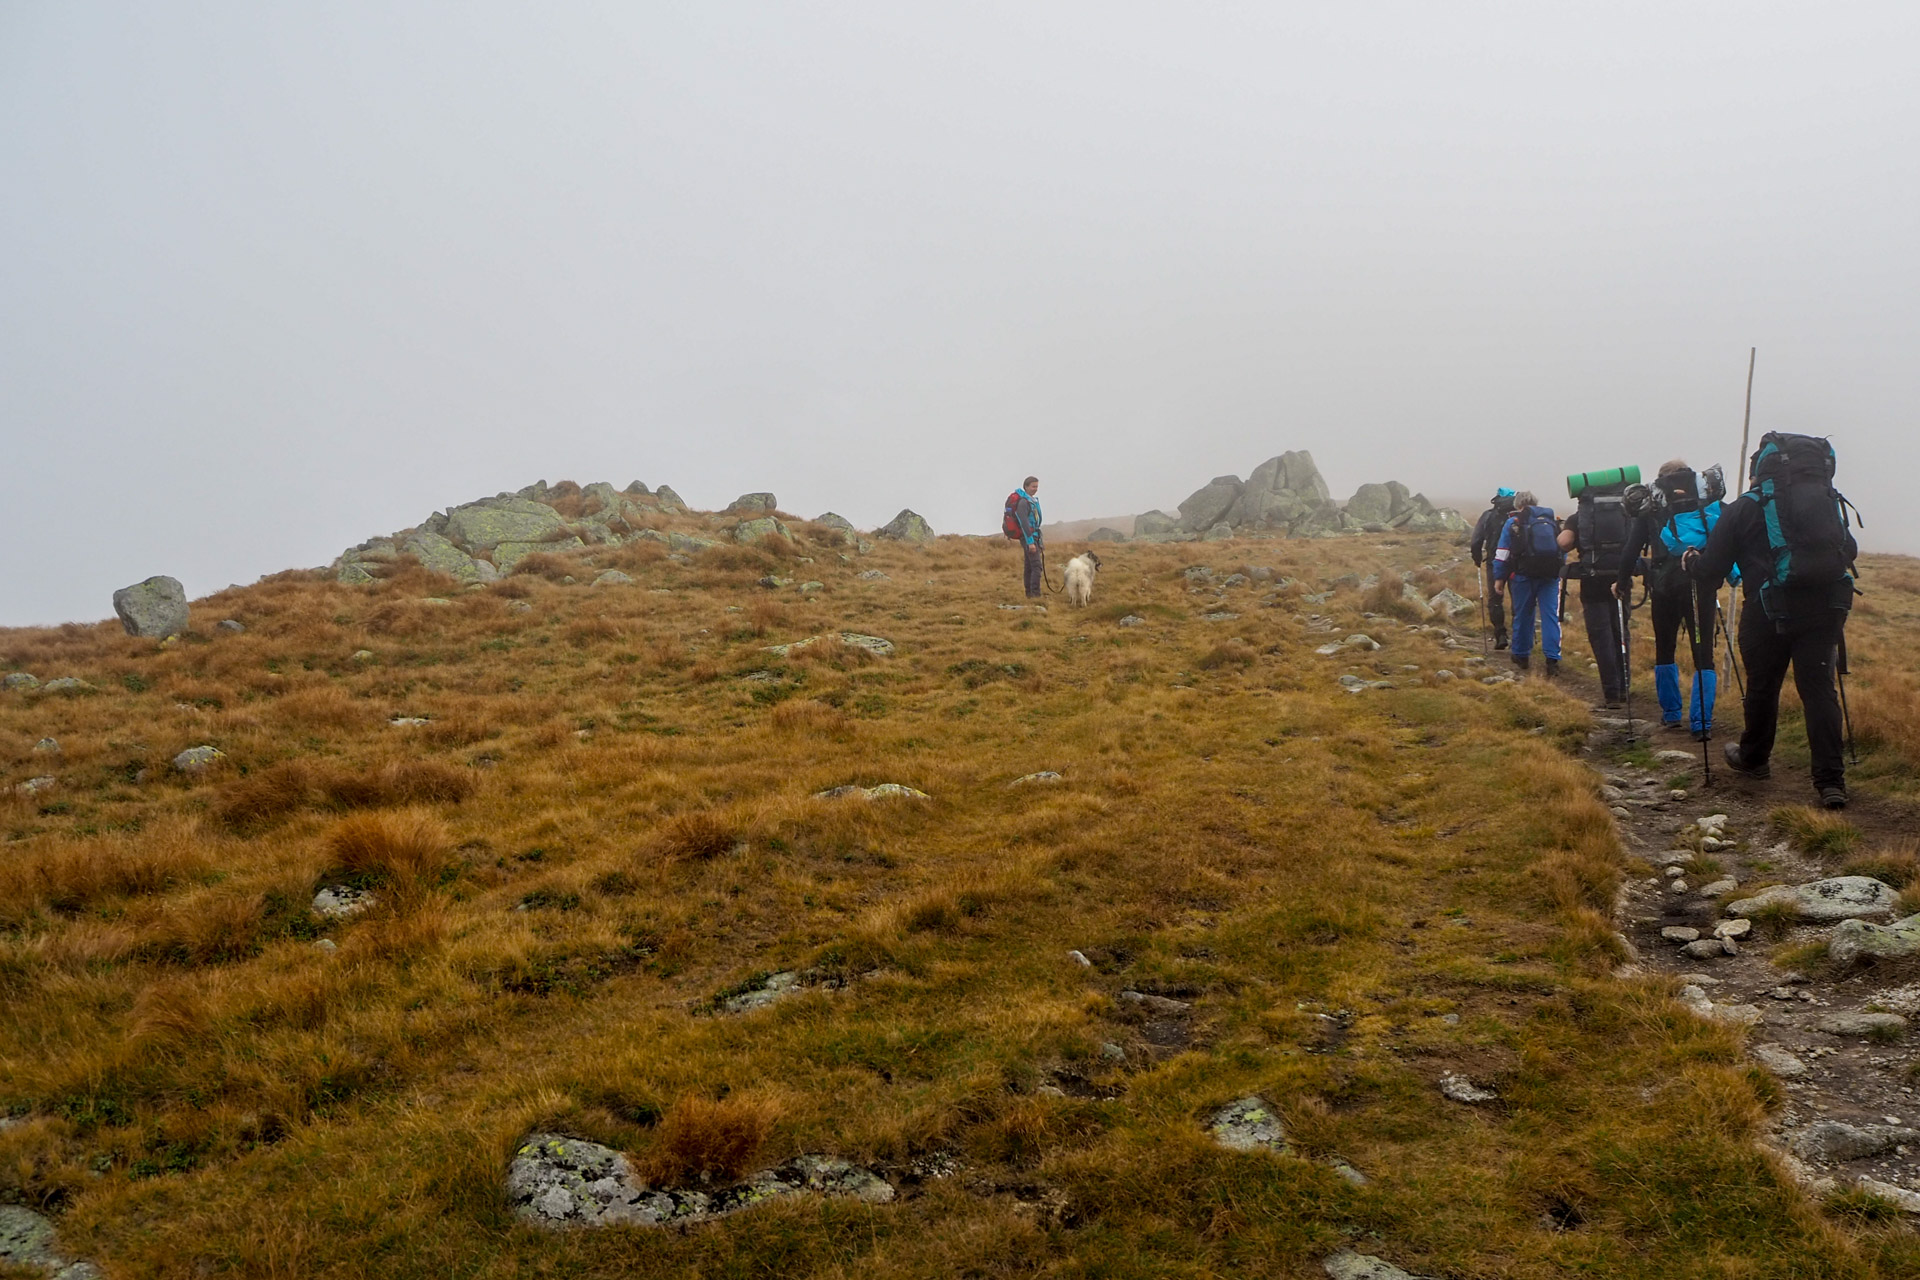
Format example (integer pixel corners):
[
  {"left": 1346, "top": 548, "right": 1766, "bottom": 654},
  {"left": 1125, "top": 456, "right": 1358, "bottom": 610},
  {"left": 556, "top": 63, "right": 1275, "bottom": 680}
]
[
  {"left": 727, "top": 493, "right": 778, "bottom": 515},
  {"left": 1157, "top": 450, "right": 1466, "bottom": 541},
  {"left": 112, "top": 575, "right": 189, "bottom": 638},
  {"left": 1177, "top": 476, "right": 1243, "bottom": 533}
]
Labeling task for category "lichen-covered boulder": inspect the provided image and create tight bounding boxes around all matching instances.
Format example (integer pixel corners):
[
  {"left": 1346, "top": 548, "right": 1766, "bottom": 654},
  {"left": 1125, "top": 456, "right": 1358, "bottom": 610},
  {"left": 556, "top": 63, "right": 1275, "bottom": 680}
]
[
  {"left": 1344, "top": 484, "right": 1396, "bottom": 525},
  {"left": 3, "top": 673, "right": 40, "bottom": 690},
  {"left": 495, "top": 537, "right": 585, "bottom": 572},
  {"left": 653, "top": 485, "right": 687, "bottom": 512},
  {"left": 813, "top": 512, "right": 857, "bottom": 534},
  {"left": 1729, "top": 876, "right": 1897, "bottom": 923},
  {"left": 172, "top": 745, "right": 224, "bottom": 774},
  {"left": 1830, "top": 913, "right": 1920, "bottom": 966},
  {"left": 727, "top": 493, "right": 778, "bottom": 515},
  {"left": 734, "top": 517, "right": 794, "bottom": 544},
  {"left": 1178, "top": 476, "right": 1243, "bottom": 533},
  {"left": 876, "top": 510, "right": 934, "bottom": 542},
  {"left": 112, "top": 575, "right": 189, "bottom": 638},
  {"left": 401, "top": 531, "right": 488, "bottom": 583},
  {"left": 666, "top": 532, "right": 717, "bottom": 554},
  {"left": 1210, "top": 1097, "right": 1287, "bottom": 1152},
  {"left": 0, "top": 1204, "right": 101, "bottom": 1279},
  {"left": 444, "top": 498, "right": 568, "bottom": 554}
]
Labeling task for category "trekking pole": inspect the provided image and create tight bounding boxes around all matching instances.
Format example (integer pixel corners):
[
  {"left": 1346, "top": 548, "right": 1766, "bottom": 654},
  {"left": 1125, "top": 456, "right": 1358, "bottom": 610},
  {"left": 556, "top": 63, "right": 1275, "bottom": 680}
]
[
  {"left": 1837, "top": 633, "right": 1858, "bottom": 765},
  {"left": 1685, "top": 583, "right": 1711, "bottom": 784},
  {"left": 1736, "top": 347, "right": 1756, "bottom": 479},
  {"left": 1617, "top": 594, "right": 1633, "bottom": 742}
]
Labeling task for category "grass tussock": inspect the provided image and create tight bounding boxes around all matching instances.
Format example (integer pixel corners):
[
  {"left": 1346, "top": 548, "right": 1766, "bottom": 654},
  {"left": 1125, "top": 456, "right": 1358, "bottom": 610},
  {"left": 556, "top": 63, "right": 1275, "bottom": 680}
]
[
  {"left": 638, "top": 1093, "right": 783, "bottom": 1187},
  {"left": 324, "top": 810, "right": 452, "bottom": 890},
  {"left": 1771, "top": 806, "right": 1862, "bottom": 859},
  {"left": 656, "top": 812, "right": 740, "bottom": 862},
  {"left": 218, "top": 758, "right": 475, "bottom": 828},
  {"left": 1842, "top": 839, "right": 1920, "bottom": 889}
]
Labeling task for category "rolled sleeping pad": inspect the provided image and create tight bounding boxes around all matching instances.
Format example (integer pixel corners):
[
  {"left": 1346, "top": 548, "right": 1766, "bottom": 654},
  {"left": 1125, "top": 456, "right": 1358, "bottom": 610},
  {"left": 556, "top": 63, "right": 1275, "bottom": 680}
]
[{"left": 1567, "top": 465, "right": 1642, "bottom": 498}]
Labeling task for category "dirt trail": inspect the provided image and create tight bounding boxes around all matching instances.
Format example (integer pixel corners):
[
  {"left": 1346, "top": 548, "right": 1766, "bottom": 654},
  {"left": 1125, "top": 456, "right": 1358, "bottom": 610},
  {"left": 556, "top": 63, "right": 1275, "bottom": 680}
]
[{"left": 1545, "top": 657, "right": 1920, "bottom": 1202}]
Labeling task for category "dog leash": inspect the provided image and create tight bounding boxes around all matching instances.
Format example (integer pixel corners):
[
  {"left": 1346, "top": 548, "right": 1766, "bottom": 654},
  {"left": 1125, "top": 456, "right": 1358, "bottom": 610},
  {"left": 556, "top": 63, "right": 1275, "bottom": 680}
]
[{"left": 1037, "top": 548, "right": 1064, "bottom": 594}]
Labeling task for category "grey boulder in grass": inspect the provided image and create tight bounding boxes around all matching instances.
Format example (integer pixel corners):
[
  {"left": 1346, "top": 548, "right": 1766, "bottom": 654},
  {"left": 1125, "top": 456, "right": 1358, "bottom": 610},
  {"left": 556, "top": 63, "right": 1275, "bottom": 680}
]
[{"left": 112, "top": 575, "right": 189, "bottom": 638}]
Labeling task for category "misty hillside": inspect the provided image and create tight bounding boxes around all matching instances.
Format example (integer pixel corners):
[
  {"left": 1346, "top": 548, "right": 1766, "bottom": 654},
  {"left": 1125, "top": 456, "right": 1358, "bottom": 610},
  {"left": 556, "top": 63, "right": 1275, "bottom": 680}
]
[{"left": 6, "top": 486, "right": 1920, "bottom": 1278}]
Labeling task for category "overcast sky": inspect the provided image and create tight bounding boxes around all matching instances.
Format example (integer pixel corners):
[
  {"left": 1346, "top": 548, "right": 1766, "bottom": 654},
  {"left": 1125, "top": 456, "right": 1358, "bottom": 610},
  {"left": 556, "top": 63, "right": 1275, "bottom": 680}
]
[{"left": 4, "top": 2, "right": 1916, "bottom": 626}]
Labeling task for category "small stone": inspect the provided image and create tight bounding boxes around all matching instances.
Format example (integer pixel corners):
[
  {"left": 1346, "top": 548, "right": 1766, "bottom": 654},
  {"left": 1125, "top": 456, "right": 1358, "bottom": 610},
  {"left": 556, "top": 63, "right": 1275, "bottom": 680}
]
[
  {"left": 1117, "top": 615, "right": 1145, "bottom": 627},
  {"left": 1323, "top": 1249, "right": 1432, "bottom": 1280},
  {"left": 1118, "top": 990, "right": 1191, "bottom": 1014},
  {"left": 1209, "top": 1096, "right": 1287, "bottom": 1152},
  {"left": 1788, "top": 1120, "right": 1920, "bottom": 1163},
  {"left": 1699, "top": 878, "right": 1739, "bottom": 896},
  {"left": 1012, "top": 771, "right": 1063, "bottom": 787},
  {"left": 389, "top": 716, "right": 430, "bottom": 727},
  {"left": 1332, "top": 1163, "right": 1369, "bottom": 1186},
  {"left": 1815, "top": 1012, "right": 1908, "bottom": 1038},
  {"left": 351, "top": 649, "right": 377, "bottom": 661},
  {"left": 1440, "top": 1013, "right": 1460, "bottom": 1026},
  {"left": 217, "top": 619, "right": 246, "bottom": 633},
  {"left": 1752, "top": 1044, "right": 1806, "bottom": 1076},
  {"left": 592, "top": 570, "right": 633, "bottom": 587},
  {"left": 1767, "top": 987, "right": 1797, "bottom": 1000},
  {"left": 1067, "top": 950, "right": 1092, "bottom": 967},
  {"left": 1854, "top": 1177, "right": 1920, "bottom": 1213},
  {"left": 1661, "top": 926, "right": 1700, "bottom": 943},
  {"left": 1670, "top": 880, "right": 1690, "bottom": 894},
  {"left": 1714, "top": 919, "right": 1752, "bottom": 940},
  {"left": 171, "top": 745, "right": 224, "bottom": 773},
  {"left": 2, "top": 673, "right": 40, "bottom": 690},
  {"left": 1438, "top": 1073, "right": 1497, "bottom": 1104},
  {"left": 1665, "top": 867, "right": 1686, "bottom": 878},
  {"left": 1034, "top": 1085, "right": 1067, "bottom": 1099},
  {"left": 506, "top": 601, "right": 533, "bottom": 614},
  {"left": 14, "top": 777, "right": 55, "bottom": 796},
  {"left": 1099, "top": 1042, "right": 1126, "bottom": 1061},
  {"left": 39, "top": 677, "right": 93, "bottom": 692},
  {"left": 313, "top": 938, "right": 338, "bottom": 953},
  {"left": 31, "top": 738, "right": 59, "bottom": 755},
  {"left": 313, "top": 886, "right": 374, "bottom": 919},
  {"left": 1681, "top": 938, "right": 1734, "bottom": 960}
]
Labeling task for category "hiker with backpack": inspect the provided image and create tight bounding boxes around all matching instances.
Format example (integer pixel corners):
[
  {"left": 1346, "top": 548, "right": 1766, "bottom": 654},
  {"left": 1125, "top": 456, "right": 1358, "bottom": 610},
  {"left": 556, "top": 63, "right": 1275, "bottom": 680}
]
[
  {"left": 1490, "top": 490, "right": 1566, "bottom": 677},
  {"left": 1682, "top": 433, "right": 1860, "bottom": 809},
  {"left": 1469, "top": 489, "right": 1517, "bottom": 649},
  {"left": 1004, "top": 476, "right": 1044, "bottom": 598},
  {"left": 1617, "top": 460, "right": 1732, "bottom": 738},
  {"left": 1561, "top": 469, "right": 1633, "bottom": 707}
]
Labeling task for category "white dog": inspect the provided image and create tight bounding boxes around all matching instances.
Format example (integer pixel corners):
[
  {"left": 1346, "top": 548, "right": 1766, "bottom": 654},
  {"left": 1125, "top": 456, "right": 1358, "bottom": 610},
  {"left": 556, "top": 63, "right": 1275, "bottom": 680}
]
[{"left": 1062, "top": 552, "right": 1101, "bottom": 607}]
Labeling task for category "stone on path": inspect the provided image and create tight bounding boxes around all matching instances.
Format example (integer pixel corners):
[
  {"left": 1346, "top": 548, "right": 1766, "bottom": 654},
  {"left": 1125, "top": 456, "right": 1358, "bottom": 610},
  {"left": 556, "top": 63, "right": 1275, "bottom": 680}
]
[
  {"left": 1209, "top": 1097, "right": 1287, "bottom": 1152},
  {"left": 1727, "top": 876, "right": 1897, "bottom": 923},
  {"left": 1855, "top": 1177, "right": 1920, "bottom": 1213},
  {"left": 1438, "top": 1073, "right": 1496, "bottom": 1104},
  {"left": 1814, "top": 1012, "right": 1908, "bottom": 1038},
  {"left": 1829, "top": 914, "right": 1920, "bottom": 967},
  {"left": 1676, "top": 984, "right": 1762, "bottom": 1027},
  {"left": 1751, "top": 1044, "right": 1807, "bottom": 1077},
  {"left": 1788, "top": 1120, "right": 1920, "bottom": 1163},
  {"left": 112, "top": 575, "right": 189, "bottom": 638}
]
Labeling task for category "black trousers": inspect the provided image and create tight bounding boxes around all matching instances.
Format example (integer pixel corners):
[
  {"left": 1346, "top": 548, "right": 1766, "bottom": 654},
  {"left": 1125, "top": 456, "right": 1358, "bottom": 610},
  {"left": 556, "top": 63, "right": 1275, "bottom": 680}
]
[
  {"left": 1736, "top": 597, "right": 1848, "bottom": 790},
  {"left": 1023, "top": 547, "right": 1042, "bottom": 598},
  {"left": 1577, "top": 577, "right": 1625, "bottom": 701},
  {"left": 1649, "top": 583, "right": 1719, "bottom": 670},
  {"left": 1483, "top": 564, "right": 1506, "bottom": 640}
]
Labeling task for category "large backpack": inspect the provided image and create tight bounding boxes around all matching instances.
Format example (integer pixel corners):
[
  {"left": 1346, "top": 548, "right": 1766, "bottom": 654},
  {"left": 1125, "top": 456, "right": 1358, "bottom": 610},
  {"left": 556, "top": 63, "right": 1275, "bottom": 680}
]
[
  {"left": 1508, "top": 506, "right": 1564, "bottom": 579},
  {"left": 1002, "top": 491, "right": 1025, "bottom": 541},
  {"left": 1746, "top": 433, "right": 1858, "bottom": 611},
  {"left": 1570, "top": 485, "right": 1630, "bottom": 579}
]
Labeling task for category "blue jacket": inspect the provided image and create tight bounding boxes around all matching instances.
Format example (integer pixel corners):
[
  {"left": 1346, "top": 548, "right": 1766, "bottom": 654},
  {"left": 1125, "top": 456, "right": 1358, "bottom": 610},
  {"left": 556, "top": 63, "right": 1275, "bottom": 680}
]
[{"left": 1014, "top": 490, "right": 1042, "bottom": 548}]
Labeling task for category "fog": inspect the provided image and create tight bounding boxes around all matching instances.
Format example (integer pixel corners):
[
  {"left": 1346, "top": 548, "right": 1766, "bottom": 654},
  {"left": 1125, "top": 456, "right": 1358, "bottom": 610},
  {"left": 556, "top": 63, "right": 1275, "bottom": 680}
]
[{"left": 4, "top": 2, "right": 1916, "bottom": 626}]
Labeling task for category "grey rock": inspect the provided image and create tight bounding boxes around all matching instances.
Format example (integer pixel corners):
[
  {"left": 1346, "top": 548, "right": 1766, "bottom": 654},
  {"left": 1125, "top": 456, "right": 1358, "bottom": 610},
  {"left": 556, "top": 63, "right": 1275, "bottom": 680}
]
[
  {"left": 1729, "top": 876, "right": 1897, "bottom": 922},
  {"left": 1829, "top": 913, "right": 1920, "bottom": 966},
  {"left": 727, "top": 492, "right": 778, "bottom": 515},
  {"left": 1087, "top": 527, "right": 1128, "bottom": 542},
  {"left": 876, "top": 510, "right": 934, "bottom": 542},
  {"left": 719, "top": 971, "right": 803, "bottom": 1014},
  {"left": 1344, "top": 483, "right": 1396, "bottom": 525},
  {"left": 1681, "top": 938, "right": 1736, "bottom": 960},
  {"left": 1203, "top": 522, "right": 1234, "bottom": 541},
  {"left": 1333, "top": 1163, "right": 1369, "bottom": 1186},
  {"left": 813, "top": 512, "right": 857, "bottom": 534},
  {"left": 665, "top": 532, "right": 717, "bottom": 555},
  {"left": 1661, "top": 926, "right": 1700, "bottom": 943},
  {"left": 15, "top": 777, "right": 55, "bottom": 796},
  {"left": 1814, "top": 1012, "right": 1907, "bottom": 1038},
  {"left": 1100, "top": 1042, "right": 1126, "bottom": 1061},
  {"left": 313, "top": 885, "right": 374, "bottom": 919},
  {"left": 733, "top": 516, "right": 794, "bottom": 544},
  {"left": 112, "top": 575, "right": 189, "bottom": 638},
  {"left": 401, "top": 530, "right": 491, "bottom": 583},
  {"left": 1068, "top": 950, "right": 1092, "bottom": 966},
  {"left": 3, "top": 673, "right": 40, "bottom": 690},
  {"left": 592, "top": 570, "right": 633, "bottom": 587},
  {"left": 1854, "top": 1177, "right": 1920, "bottom": 1213},
  {"left": 1323, "top": 1248, "right": 1436, "bottom": 1280},
  {"left": 1178, "top": 475, "right": 1244, "bottom": 532},
  {"left": 1788, "top": 1120, "right": 1919, "bottom": 1163},
  {"left": 444, "top": 497, "right": 568, "bottom": 553},
  {"left": 1751, "top": 1044, "right": 1807, "bottom": 1077},
  {"left": 217, "top": 619, "right": 246, "bottom": 633},
  {"left": 857, "top": 569, "right": 890, "bottom": 581},
  {"left": 836, "top": 632, "right": 896, "bottom": 657},
  {"left": 313, "top": 938, "right": 338, "bottom": 954},
  {"left": 1118, "top": 990, "right": 1191, "bottom": 1014},
  {"left": 337, "top": 561, "right": 377, "bottom": 585},
  {"left": 1011, "top": 771, "right": 1063, "bottom": 786},
  {"left": 1713, "top": 918, "right": 1752, "bottom": 940},
  {"left": 31, "top": 738, "right": 59, "bottom": 755},
  {"left": 171, "top": 745, "right": 224, "bottom": 773},
  {"left": 0, "top": 1204, "right": 100, "bottom": 1279},
  {"left": 813, "top": 783, "right": 929, "bottom": 801},
  {"left": 1699, "top": 878, "right": 1739, "bottom": 897},
  {"left": 1438, "top": 1073, "right": 1496, "bottom": 1103},
  {"left": 1117, "top": 614, "right": 1145, "bottom": 627},
  {"left": 1133, "top": 510, "right": 1180, "bottom": 537},
  {"left": 1675, "top": 985, "right": 1762, "bottom": 1027},
  {"left": 1209, "top": 1096, "right": 1287, "bottom": 1152},
  {"left": 653, "top": 485, "right": 687, "bottom": 511},
  {"left": 1426, "top": 588, "right": 1474, "bottom": 616}
]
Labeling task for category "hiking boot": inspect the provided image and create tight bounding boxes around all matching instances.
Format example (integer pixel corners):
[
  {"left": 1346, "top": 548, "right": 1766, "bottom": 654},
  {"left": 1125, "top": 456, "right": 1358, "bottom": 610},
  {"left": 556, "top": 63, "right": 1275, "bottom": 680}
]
[
  {"left": 1494, "top": 636, "right": 1509, "bottom": 651},
  {"left": 1722, "top": 742, "right": 1770, "bottom": 780},
  {"left": 1544, "top": 658, "right": 1561, "bottom": 680},
  {"left": 1663, "top": 719, "right": 1687, "bottom": 732},
  {"left": 1512, "top": 653, "right": 1530, "bottom": 671},
  {"left": 1819, "top": 786, "right": 1849, "bottom": 811}
]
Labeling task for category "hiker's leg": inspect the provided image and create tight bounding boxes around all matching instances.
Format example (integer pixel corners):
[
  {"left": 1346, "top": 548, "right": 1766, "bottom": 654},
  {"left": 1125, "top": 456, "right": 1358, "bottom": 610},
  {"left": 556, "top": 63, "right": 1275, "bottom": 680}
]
[
  {"left": 1649, "top": 589, "right": 1683, "bottom": 723},
  {"left": 1539, "top": 579, "right": 1563, "bottom": 662},
  {"left": 1788, "top": 613, "right": 1847, "bottom": 792},
  {"left": 1737, "top": 597, "right": 1791, "bottom": 769},
  {"left": 1485, "top": 566, "right": 1507, "bottom": 644},
  {"left": 1508, "top": 577, "right": 1537, "bottom": 658},
  {"left": 1689, "top": 584, "right": 1720, "bottom": 735},
  {"left": 1024, "top": 549, "right": 1041, "bottom": 598},
  {"left": 1581, "top": 583, "right": 1622, "bottom": 700}
]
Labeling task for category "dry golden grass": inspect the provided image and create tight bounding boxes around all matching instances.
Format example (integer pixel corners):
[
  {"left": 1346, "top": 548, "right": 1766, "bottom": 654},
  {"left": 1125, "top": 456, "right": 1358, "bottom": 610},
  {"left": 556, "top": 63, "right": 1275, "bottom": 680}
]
[{"left": 2, "top": 527, "right": 1919, "bottom": 1277}]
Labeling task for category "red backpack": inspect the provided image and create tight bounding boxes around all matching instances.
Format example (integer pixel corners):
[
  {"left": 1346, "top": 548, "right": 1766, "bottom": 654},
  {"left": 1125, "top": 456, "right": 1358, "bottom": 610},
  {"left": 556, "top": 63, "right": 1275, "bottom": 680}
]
[{"left": 1002, "top": 491, "right": 1025, "bottom": 540}]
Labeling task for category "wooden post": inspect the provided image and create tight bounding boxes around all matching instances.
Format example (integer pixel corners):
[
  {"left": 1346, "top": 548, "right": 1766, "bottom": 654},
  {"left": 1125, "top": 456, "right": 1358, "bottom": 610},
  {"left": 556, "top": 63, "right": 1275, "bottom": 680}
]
[{"left": 1737, "top": 347, "right": 1756, "bottom": 484}]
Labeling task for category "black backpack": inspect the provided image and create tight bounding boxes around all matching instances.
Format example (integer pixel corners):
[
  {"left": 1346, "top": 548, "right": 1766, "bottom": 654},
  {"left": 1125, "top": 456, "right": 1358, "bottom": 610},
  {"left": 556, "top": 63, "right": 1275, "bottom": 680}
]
[
  {"left": 1746, "top": 433, "right": 1858, "bottom": 612},
  {"left": 1509, "top": 506, "right": 1565, "bottom": 579},
  {"left": 1569, "top": 485, "right": 1630, "bottom": 579}
]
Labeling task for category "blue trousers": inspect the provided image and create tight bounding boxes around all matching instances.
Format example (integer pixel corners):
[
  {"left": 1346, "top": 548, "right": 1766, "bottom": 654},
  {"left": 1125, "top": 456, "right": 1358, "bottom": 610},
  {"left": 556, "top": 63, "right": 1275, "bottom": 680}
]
[{"left": 1508, "top": 574, "right": 1562, "bottom": 660}]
